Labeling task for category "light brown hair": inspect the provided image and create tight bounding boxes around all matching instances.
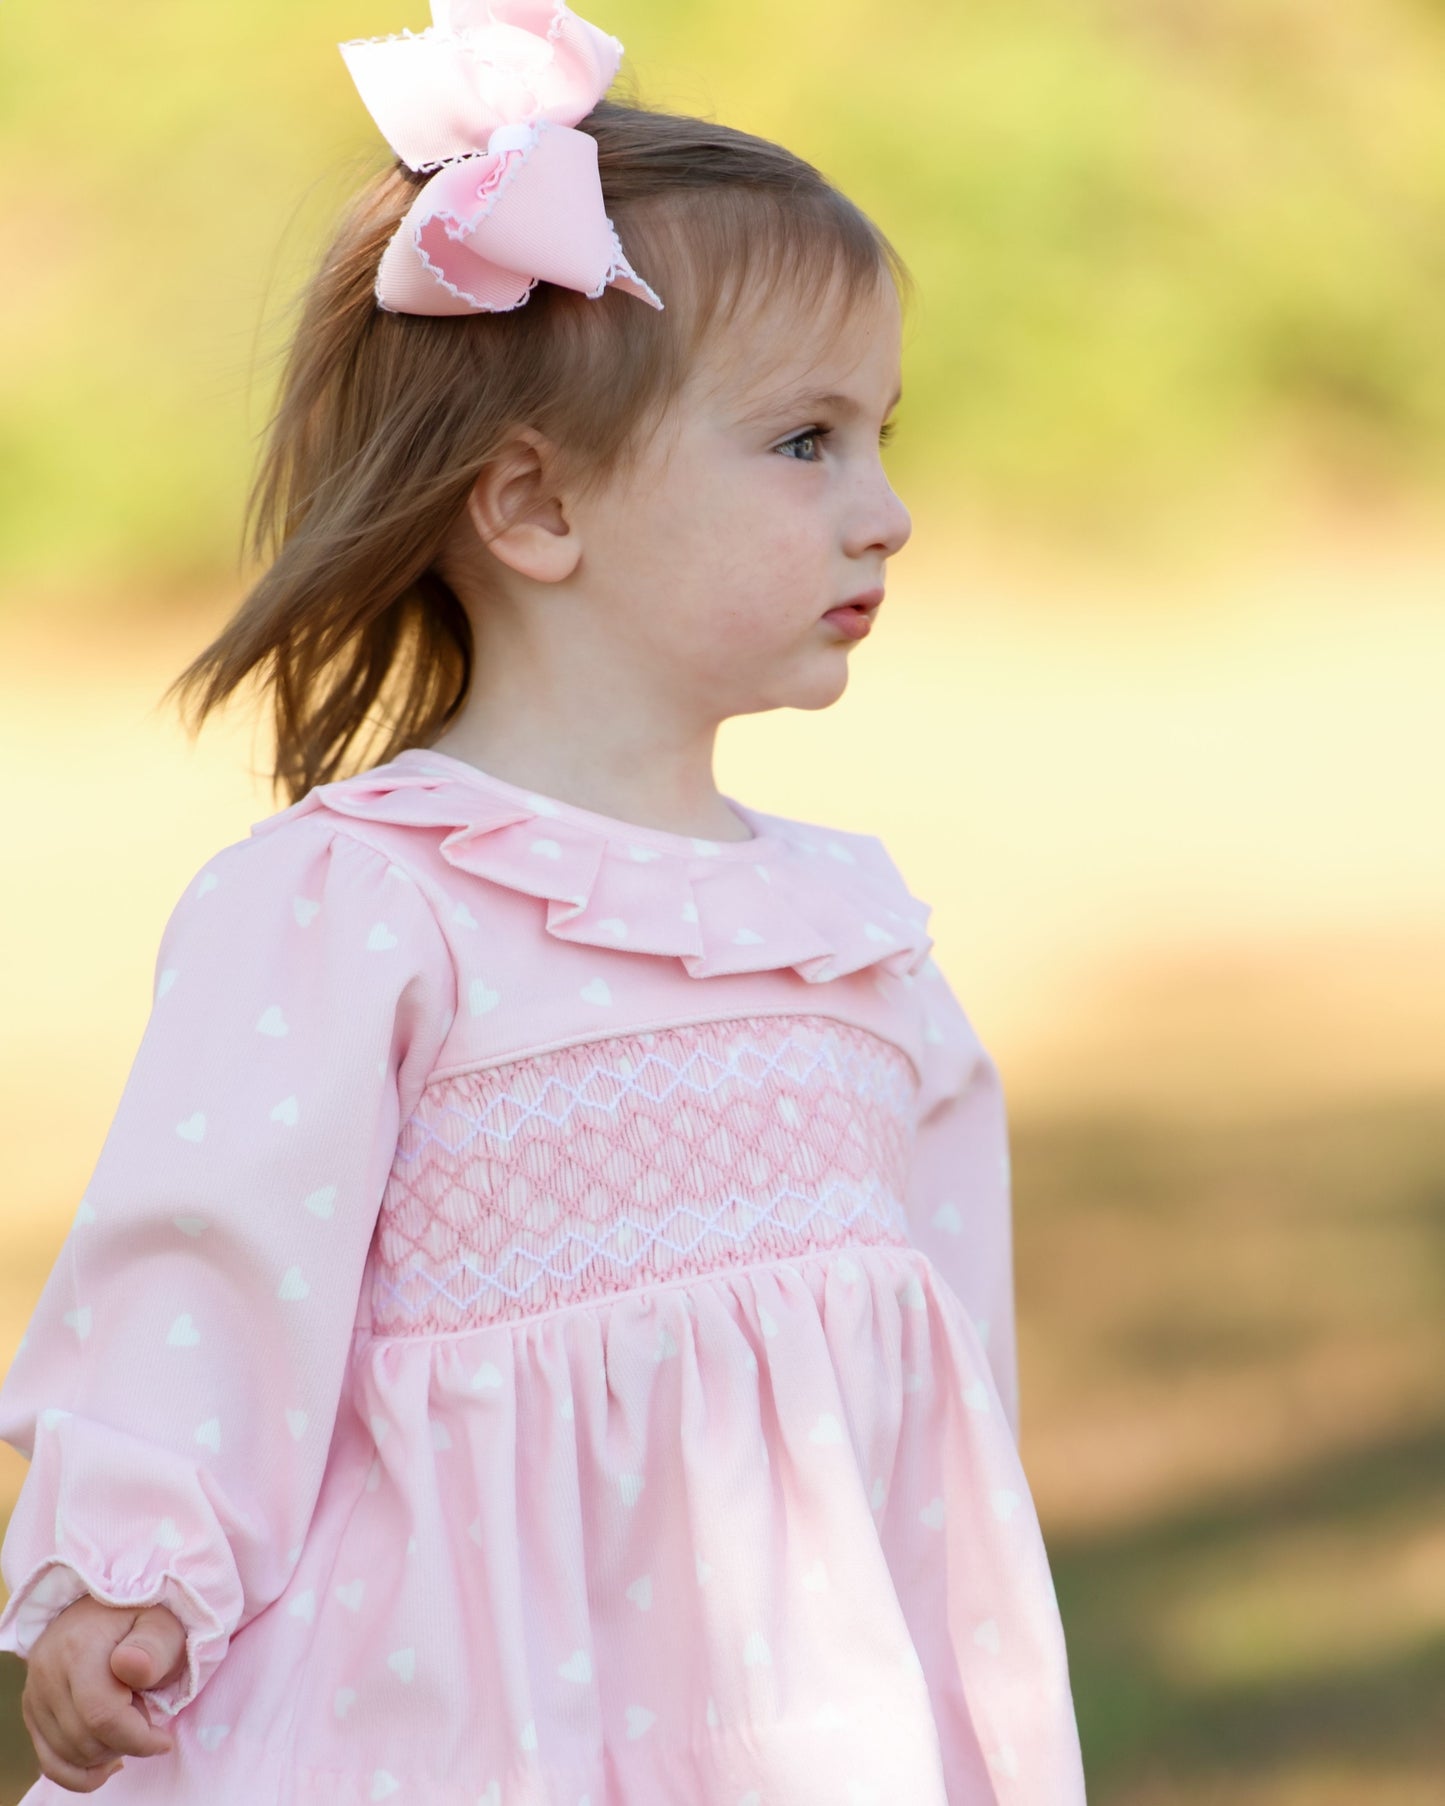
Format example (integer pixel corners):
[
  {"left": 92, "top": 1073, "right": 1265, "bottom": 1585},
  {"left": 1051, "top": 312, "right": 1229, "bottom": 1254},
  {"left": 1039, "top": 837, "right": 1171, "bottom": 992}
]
[{"left": 165, "top": 98, "right": 910, "bottom": 804}]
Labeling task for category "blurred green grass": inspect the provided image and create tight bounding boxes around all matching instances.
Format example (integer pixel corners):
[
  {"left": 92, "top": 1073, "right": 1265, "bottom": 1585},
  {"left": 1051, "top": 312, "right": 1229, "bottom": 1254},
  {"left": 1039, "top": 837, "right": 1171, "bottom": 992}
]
[
  {"left": 1013, "top": 1091, "right": 1445, "bottom": 1801},
  {"left": 4, "top": 1090, "right": 1442, "bottom": 1802},
  {"left": 2, "top": 0, "right": 1444, "bottom": 595}
]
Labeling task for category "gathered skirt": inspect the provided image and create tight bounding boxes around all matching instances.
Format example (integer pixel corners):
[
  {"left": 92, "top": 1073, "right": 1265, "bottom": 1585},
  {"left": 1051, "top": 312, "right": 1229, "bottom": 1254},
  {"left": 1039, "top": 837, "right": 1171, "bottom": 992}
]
[{"left": 14, "top": 1243, "right": 1085, "bottom": 1804}]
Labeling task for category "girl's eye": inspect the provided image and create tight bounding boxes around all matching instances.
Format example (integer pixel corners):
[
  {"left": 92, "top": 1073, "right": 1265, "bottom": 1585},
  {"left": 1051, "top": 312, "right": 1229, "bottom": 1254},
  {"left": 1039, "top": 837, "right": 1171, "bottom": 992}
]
[
  {"left": 776, "top": 420, "right": 898, "bottom": 460},
  {"left": 776, "top": 427, "right": 829, "bottom": 462}
]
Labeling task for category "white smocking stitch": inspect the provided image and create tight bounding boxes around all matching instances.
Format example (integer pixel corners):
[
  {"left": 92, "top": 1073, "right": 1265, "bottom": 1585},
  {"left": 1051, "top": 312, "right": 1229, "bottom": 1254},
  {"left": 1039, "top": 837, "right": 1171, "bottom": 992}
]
[
  {"left": 371, "top": 1015, "right": 917, "bottom": 1330},
  {"left": 374, "top": 1174, "right": 909, "bottom": 1323},
  {"left": 395, "top": 1016, "right": 914, "bottom": 1160}
]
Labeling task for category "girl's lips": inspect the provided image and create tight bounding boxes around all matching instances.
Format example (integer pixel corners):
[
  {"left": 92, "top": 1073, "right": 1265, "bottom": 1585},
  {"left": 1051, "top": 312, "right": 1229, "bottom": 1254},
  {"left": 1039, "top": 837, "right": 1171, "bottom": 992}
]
[{"left": 820, "top": 587, "right": 884, "bottom": 639}]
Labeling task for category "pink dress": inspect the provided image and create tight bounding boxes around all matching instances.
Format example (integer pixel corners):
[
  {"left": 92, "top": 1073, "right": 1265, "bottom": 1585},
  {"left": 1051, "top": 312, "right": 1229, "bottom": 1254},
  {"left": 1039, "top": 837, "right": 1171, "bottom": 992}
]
[{"left": 0, "top": 747, "right": 1086, "bottom": 1804}]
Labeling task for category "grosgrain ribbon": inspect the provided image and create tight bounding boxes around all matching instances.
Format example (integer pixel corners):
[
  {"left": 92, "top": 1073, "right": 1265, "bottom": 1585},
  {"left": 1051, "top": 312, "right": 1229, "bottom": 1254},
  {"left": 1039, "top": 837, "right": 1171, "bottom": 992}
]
[{"left": 339, "top": 0, "right": 663, "bottom": 315}]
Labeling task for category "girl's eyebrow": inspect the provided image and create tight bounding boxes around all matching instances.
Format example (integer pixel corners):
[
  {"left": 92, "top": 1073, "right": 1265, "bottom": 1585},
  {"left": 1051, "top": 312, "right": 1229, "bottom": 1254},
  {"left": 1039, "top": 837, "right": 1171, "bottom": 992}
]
[{"left": 731, "top": 384, "right": 904, "bottom": 426}]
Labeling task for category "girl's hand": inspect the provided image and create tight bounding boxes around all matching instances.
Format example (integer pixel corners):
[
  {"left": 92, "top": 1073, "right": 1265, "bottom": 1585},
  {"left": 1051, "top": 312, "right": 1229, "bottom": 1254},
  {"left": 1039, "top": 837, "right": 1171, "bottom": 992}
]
[{"left": 19, "top": 1596, "right": 187, "bottom": 1792}]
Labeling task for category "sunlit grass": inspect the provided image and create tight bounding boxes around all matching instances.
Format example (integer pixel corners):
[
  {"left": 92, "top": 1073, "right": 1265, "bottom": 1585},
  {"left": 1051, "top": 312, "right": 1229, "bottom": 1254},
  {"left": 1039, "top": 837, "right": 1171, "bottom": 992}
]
[{"left": 1158, "top": 1517, "right": 1445, "bottom": 1688}]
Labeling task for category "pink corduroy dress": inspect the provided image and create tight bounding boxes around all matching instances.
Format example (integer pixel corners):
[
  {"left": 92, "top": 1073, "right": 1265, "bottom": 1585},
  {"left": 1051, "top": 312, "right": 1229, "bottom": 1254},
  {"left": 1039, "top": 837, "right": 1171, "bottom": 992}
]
[{"left": 0, "top": 747, "right": 1086, "bottom": 1804}]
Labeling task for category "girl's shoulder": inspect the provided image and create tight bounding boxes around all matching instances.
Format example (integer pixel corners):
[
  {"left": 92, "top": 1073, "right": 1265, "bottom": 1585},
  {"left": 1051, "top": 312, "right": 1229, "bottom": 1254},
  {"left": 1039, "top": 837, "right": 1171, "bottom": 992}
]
[
  {"left": 155, "top": 789, "right": 456, "bottom": 991},
  {"left": 245, "top": 747, "right": 938, "bottom": 988}
]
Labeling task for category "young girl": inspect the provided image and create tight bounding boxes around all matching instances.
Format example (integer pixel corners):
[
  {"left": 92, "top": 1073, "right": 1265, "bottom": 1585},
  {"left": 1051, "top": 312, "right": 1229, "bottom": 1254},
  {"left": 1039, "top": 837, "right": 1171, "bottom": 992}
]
[{"left": 0, "top": 3, "right": 1086, "bottom": 1800}]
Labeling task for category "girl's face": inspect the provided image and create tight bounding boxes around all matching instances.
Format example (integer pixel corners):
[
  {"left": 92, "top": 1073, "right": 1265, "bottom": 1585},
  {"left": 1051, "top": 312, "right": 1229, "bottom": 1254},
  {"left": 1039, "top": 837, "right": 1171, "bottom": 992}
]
[{"left": 569, "top": 272, "right": 911, "bottom": 721}]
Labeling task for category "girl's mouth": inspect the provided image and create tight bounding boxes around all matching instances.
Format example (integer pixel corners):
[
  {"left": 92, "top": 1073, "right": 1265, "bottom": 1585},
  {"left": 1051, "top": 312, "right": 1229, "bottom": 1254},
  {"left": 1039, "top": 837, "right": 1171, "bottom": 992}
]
[{"left": 820, "top": 590, "right": 883, "bottom": 638}]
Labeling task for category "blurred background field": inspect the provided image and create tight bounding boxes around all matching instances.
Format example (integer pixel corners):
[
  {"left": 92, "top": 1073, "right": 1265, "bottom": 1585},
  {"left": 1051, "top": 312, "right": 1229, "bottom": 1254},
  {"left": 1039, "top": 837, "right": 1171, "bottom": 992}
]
[
  {"left": 5, "top": 0, "right": 1445, "bottom": 588},
  {"left": 1, "top": 0, "right": 1443, "bottom": 1800}
]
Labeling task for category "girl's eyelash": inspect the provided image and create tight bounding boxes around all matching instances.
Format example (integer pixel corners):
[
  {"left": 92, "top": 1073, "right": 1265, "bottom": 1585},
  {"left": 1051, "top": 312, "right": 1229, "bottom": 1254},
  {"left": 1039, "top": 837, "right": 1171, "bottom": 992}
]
[
  {"left": 777, "top": 419, "right": 899, "bottom": 458},
  {"left": 779, "top": 426, "right": 830, "bottom": 456}
]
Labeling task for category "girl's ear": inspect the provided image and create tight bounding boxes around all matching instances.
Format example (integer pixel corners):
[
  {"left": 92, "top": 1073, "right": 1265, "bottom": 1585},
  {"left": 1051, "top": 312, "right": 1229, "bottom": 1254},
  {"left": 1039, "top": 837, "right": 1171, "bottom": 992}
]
[{"left": 464, "top": 427, "right": 581, "bottom": 583}]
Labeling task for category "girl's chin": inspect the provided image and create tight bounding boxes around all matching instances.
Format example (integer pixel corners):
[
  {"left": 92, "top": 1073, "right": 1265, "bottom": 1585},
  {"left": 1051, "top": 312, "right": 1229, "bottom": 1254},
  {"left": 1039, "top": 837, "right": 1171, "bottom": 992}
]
[
  {"left": 713, "top": 640, "right": 853, "bottom": 716},
  {"left": 774, "top": 655, "right": 853, "bottom": 713}
]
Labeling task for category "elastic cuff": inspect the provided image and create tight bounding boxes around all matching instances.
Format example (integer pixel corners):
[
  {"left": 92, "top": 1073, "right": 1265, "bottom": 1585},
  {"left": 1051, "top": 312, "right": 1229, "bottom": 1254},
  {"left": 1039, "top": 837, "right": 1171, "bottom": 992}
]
[{"left": 0, "top": 1556, "right": 231, "bottom": 1716}]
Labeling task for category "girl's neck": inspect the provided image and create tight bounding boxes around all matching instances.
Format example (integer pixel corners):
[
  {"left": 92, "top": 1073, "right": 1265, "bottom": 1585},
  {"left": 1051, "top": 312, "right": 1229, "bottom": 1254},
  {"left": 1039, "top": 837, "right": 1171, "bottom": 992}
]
[{"left": 422, "top": 724, "right": 755, "bottom": 844}]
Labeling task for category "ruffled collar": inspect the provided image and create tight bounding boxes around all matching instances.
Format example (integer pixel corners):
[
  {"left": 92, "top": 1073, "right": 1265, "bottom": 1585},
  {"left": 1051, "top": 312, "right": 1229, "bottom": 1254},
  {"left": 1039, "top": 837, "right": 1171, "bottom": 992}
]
[{"left": 257, "top": 745, "right": 934, "bottom": 985}]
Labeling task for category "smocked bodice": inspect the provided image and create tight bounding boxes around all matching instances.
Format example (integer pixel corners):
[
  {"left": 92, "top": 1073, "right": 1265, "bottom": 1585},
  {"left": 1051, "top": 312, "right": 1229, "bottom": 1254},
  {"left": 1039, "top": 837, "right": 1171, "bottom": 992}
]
[{"left": 370, "top": 1014, "right": 917, "bottom": 1334}]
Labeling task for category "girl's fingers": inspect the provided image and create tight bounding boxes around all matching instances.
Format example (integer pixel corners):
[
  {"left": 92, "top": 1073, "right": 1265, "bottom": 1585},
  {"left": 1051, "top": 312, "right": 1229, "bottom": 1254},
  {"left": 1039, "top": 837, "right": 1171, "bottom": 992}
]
[
  {"left": 32, "top": 1732, "right": 123, "bottom": 1794},
  {"left": 65, "top": 1660, "right": 175, "bottom": 1761},
  {"left": 21, "top": 1694, "right": 124, "bottom": 1792},
  {"left": 23, "top": 1677, "right": 101, "bottom": 1768},
  {"left": 25, "top": 1658, "right": 172, "bottom": 1773},
  {"left": 28, "top": 1668, "right": 130, "bottom": 1771}
]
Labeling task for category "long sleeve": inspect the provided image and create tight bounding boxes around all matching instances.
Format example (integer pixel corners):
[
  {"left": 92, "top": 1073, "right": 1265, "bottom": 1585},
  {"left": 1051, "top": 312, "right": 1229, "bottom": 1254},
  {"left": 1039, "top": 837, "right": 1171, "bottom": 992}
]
[
  {"left": 903, "top": 966, "right": 1022, "bottom": 1441},
  {"left": 0, "top": 820, "right": 456, "bottom": 1716}
]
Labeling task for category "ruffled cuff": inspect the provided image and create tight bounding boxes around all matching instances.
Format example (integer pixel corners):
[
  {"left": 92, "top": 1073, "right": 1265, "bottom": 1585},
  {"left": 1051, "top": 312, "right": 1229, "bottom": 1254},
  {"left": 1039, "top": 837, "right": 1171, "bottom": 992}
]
[{"left": 0, "top": 1556, "right": 231, "bottom": 1717}]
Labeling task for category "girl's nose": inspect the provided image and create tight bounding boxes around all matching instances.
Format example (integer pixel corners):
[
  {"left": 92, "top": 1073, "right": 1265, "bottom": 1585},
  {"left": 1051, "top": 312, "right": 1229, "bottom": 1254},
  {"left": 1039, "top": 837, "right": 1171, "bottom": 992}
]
[
  {"left": 847, "top": 469, "right": 913, "bottom": 560},
  {"left": 877, "top": 480, "right": 912, "bottom": 558}
]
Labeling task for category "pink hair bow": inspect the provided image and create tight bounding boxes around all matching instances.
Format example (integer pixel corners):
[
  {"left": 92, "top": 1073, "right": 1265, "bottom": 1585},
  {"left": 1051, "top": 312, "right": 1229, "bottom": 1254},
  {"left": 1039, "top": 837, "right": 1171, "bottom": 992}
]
[{"left": 339, "top": 1, "right": 662, "bottom": 316}]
